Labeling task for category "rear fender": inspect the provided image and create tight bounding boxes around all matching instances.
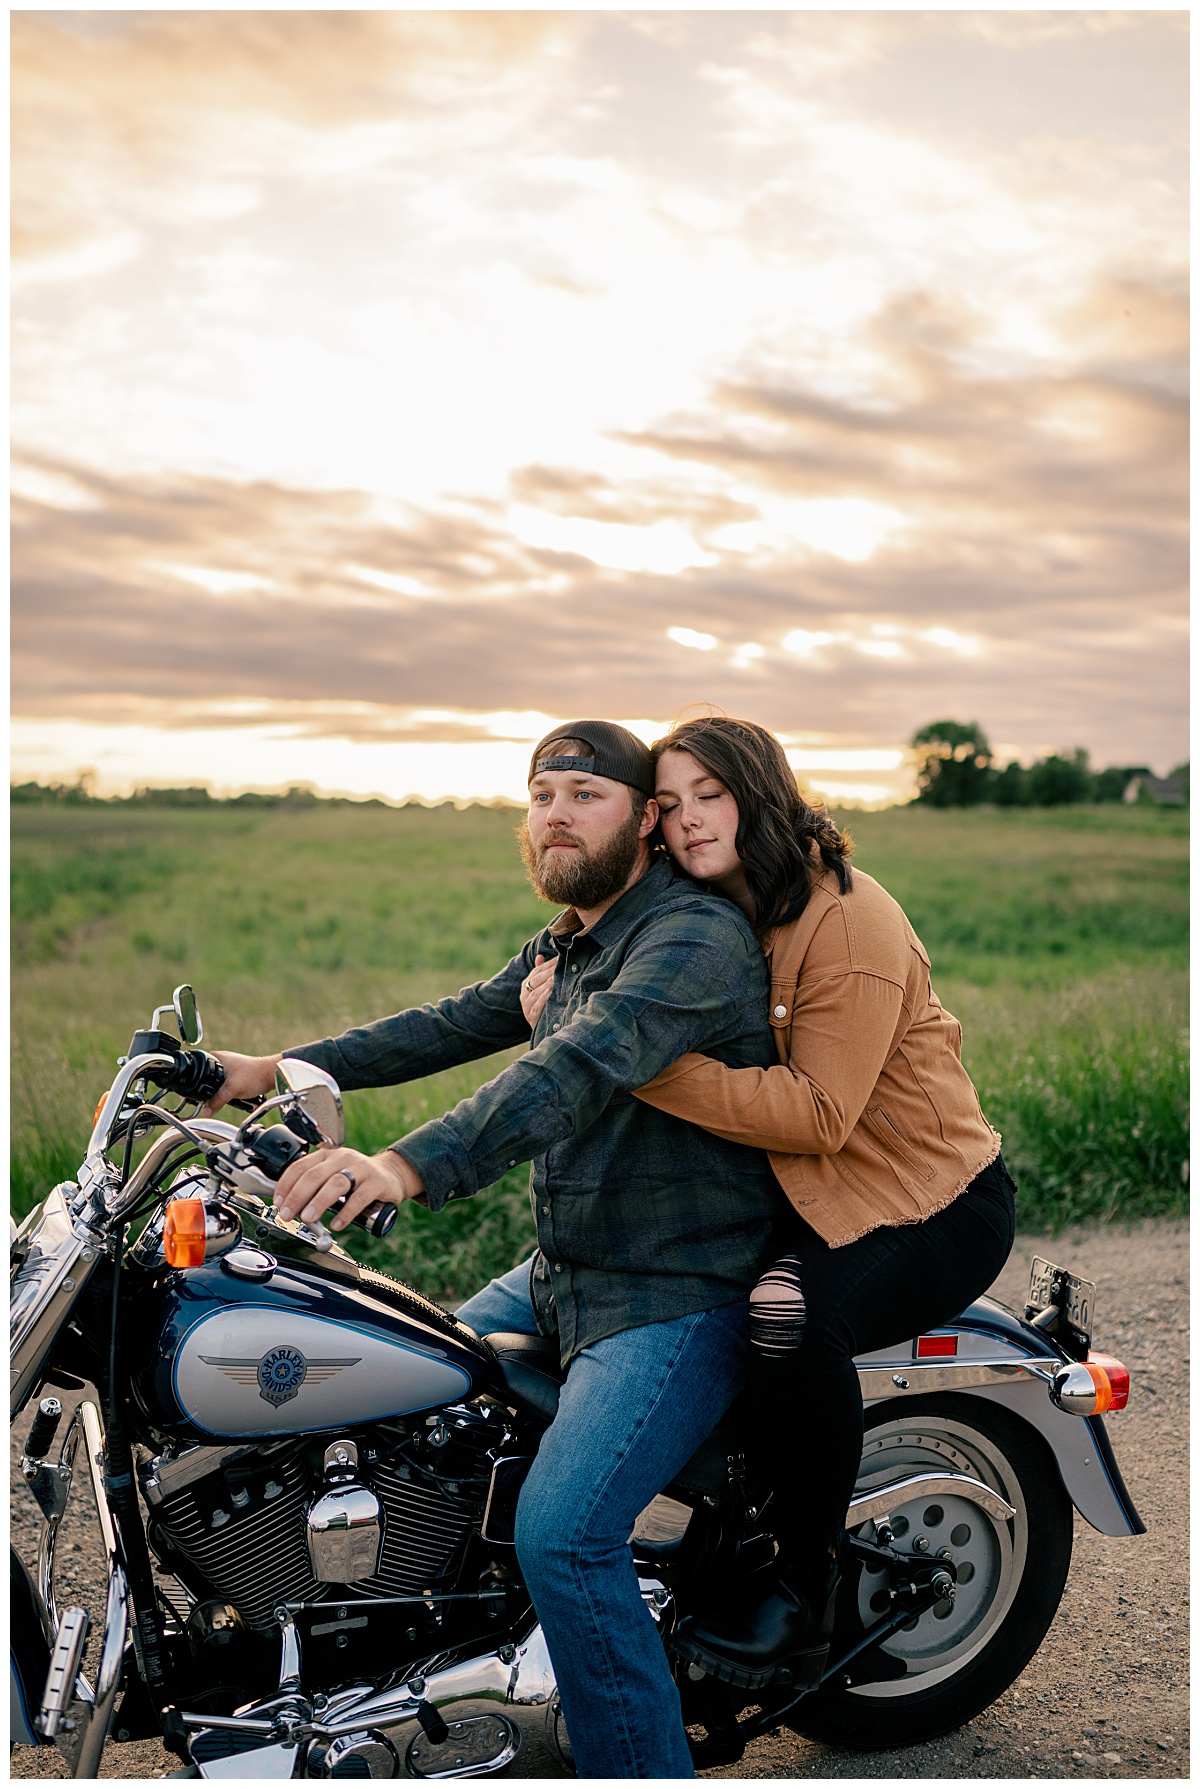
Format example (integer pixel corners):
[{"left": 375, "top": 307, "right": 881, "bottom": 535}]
[
  {"left": 857, "top": 1296, "right": 1145, "bottom": 1539},
  {"left": 952, "top": 1383, "right": 1144, "bottom": 1536},
  {"left": 10, "top": 1546, "right": 54, "bottom": 1746}
]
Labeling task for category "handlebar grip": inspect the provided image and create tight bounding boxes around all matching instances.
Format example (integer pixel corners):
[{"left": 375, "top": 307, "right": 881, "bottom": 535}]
[
  {"left": 150, "top": 1049, "right": 226, "bottom": 1103},
  {"left": 330, "top": 1194, "right": 398, "bottom": 1240}
]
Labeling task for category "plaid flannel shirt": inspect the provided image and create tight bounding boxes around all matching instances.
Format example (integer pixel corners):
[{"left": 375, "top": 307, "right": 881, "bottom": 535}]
[{"left": 287, "top": 856, "right": 781, "bottom": 1362}]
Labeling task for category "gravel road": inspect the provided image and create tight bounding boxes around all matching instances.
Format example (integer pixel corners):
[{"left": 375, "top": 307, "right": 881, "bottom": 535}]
[{"left": 12, "top": 1218, "right": 1188, "bottom": 1780}]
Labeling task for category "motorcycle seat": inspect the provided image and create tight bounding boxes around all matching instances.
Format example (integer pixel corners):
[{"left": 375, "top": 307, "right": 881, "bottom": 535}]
[{"left": 484, "top": 1331, "right": 565, "bottom": 1424}]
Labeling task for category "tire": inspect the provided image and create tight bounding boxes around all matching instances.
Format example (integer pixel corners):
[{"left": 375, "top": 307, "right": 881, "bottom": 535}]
[{"left": 789, "top": 1393, "right": 1073, "bottom": 1750}]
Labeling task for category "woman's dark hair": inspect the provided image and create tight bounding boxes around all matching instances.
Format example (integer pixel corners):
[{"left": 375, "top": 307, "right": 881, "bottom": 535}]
[{"left": 652, "top": 716, "right": 852, "bottom": 930}]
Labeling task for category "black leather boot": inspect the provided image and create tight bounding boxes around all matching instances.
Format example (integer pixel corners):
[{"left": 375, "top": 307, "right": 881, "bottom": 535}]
[{"left": 672, "top": 1555, "right": 840, "bottom": 1692}]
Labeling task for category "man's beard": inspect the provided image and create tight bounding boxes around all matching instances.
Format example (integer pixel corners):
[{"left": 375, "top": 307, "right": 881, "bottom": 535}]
[{"left": 518, "top": 807, "right": 644, "bottom": 909}]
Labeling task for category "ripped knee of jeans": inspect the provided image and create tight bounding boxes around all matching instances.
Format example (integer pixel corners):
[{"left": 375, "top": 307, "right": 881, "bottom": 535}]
[{"left": 748, "top": 1254, "right": 806, "bottom": 1359}]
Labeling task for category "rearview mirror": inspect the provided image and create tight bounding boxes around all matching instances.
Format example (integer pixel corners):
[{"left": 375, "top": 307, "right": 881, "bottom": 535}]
[
  {"left": 275, "top": 1058, "right": 344, "bottom": 1148},
  {"left": 173, "top": 984, "right": 203, "bottom": 1045}
]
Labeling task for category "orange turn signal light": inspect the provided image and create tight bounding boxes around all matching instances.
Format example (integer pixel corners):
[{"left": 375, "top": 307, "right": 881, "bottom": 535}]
[
  {"left": 93, "top": 1096, "right": 107, "bottom": 1126},
  {"left": 163, "top": 1198, "right": 207, "bottom": 1269},
  {"left": 1085, "top": 1352, "right": 1130, "bottom": 1413},
  {"left": 1051, "top": 1353, "right": 1131, "bottom": 1417}
]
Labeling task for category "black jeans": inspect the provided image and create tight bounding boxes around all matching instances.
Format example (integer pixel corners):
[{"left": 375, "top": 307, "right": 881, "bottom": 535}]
[{"left": 748, "top": 1155, "right": 1018, "bottom": 1586}]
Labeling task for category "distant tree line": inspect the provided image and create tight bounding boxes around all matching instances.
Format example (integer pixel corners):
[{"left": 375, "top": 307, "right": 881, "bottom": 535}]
[
  {"left": 11, "top": 737, "right": 1190, "bottom": 814},
  {"left": 8, "top": 779, "right": 502, "bottom": 811},
  {"left": 9, "top": 779, "right": 329, "bottom": 808},
  {"left": 911, "top": 721, "right": 1189, "bottom": 808}
]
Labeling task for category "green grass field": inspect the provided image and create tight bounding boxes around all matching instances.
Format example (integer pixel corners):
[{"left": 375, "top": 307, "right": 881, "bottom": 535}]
[{"left": 11, "top": 801, "right": 1188, "bottom": 1302}]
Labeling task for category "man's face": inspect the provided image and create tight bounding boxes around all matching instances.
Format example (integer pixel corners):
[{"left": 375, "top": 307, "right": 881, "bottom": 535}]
[{"left": 521, "top": 770, "right": 657, "bottom": 908}]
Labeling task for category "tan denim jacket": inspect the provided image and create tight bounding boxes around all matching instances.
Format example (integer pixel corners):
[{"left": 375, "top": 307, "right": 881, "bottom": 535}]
[{"left": 634, "top": 866, "right": 1001, "bottom": 1248}]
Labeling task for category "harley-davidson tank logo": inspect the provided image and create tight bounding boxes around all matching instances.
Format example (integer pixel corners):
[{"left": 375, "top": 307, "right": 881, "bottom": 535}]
[{"left": 198, "top": 1346, "right": 361, "bottom": 1407}]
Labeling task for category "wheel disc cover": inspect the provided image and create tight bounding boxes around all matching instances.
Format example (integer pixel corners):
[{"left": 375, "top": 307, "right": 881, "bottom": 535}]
[{"left": 846, "top": 1413, "right": 1027, "bottom": 1698}]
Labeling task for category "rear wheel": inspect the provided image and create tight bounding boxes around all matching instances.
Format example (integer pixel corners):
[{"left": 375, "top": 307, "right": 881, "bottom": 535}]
[{"left": 790, "top": 1395, "right": 1073, "bottom": 1750}]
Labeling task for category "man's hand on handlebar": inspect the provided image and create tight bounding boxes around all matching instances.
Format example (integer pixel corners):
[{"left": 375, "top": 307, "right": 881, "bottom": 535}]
[
  {"left": 202, "top": 1050, "right": 282, "bottom": 1115},
  {"left": 274, "top": 1145, "right": 426, "bottom": 1231}
]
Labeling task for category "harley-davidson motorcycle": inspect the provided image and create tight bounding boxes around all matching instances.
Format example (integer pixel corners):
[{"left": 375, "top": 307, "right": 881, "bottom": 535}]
[{"left": 12, "top": 986, "right": 1143, "bottom": 1780}]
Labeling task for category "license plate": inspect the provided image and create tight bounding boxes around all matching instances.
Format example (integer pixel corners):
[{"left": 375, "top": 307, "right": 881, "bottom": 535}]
[{"left": 1027, "top": 1256, "right": 1096, "bottom": 1358}]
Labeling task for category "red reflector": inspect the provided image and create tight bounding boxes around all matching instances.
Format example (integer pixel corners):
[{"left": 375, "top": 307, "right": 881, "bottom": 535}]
[
  {"left": 916, "top": 1334, "right": 958, "bottom": 1358},
  {"left": 1087, "top": 1352, "right": 1130, "bottom": 1412}
]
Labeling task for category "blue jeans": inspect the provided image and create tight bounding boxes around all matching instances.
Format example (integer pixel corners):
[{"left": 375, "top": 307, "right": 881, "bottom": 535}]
[{"left": 457, "top": 1259, "right": 749, "bottom": 1779}]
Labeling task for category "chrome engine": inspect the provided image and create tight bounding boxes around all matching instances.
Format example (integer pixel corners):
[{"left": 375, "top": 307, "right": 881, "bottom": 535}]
[
  {"left": 141, "top": 1406, "right": 502, "bottom": 1634},
  {"left": 138, "top": 1401, "right": 671, "bottom": 1776},
  {"left": 306, "top": 1440, "right": 384, "bottom": 1583},
  {"left": 186, "top": 1623, "right": 575, "bottom": 1779}
]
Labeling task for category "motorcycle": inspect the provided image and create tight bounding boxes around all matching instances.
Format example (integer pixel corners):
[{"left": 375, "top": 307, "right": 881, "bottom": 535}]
[{"left": 11, "top": 985, "right": 1144, "bottom": 1779}]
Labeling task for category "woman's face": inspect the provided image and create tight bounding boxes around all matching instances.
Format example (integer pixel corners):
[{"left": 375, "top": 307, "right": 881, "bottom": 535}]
[{"left": 655, "top": 748, "right": 743, "bottom": 884}]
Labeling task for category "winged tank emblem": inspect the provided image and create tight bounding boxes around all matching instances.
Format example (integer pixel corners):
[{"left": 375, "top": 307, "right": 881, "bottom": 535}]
[{"left": 199, "top": 1344, "right": 361, "bottom": 1407}]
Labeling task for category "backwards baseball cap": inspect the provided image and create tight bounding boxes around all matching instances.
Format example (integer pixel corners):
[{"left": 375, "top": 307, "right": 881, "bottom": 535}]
[{"left": 528, "top": 720, "right": 655, "bottom": 797}]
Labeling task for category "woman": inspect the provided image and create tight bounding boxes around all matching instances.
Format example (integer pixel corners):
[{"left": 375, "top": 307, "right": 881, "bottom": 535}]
[{"left": 520, "top": 715, "right": 1016, "bottom": 1698}]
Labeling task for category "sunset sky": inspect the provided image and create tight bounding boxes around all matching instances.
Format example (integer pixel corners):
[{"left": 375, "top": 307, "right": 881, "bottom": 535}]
[{"left": 12, "top": 10, "right": 1188, "bottom": 807}]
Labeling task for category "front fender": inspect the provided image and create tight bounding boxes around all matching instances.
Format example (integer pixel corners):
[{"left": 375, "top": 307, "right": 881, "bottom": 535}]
[{"left": 10, "top": 1545, "right": 54, "bottom": 1746}]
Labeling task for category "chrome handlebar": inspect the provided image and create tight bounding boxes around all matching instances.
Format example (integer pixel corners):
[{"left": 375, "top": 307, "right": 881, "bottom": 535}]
[
  {"left": 85, "top": 1053, "right": 180, "bottom": 1159},
  {"left": 102, "top": 1116, "right": 240, "bottom": 1221}
]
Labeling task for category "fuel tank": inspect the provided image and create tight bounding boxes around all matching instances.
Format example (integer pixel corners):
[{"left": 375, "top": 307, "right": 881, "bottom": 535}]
[{"left": 128, "top": 1241, "right": 496, "bottom": 1444}]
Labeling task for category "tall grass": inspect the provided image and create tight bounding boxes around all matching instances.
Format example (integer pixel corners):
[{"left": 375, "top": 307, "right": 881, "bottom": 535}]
[
  {"left": 844, "top": 802, "right": 1189, "bottom": 984},
  {"left": 11, "top": 801, "right": 1188, "bottom": 1300},
  {"left": 950, "top": 971, "right": 1188, "bottom": 1229}
]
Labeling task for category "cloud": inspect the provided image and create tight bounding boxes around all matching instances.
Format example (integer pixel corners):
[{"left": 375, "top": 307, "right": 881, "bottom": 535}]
[
  {"left": 12, "top": 11, "right": 572, "bottom": 260},
  {"left": 12, "top": 384, "right": 1186, "bottom": 771},
  {"left": 10, "top": 11, "right": 1188, "bottom": 789},
  {"left": 631, "top": 280, "right": 1189, "bottom": 557}
]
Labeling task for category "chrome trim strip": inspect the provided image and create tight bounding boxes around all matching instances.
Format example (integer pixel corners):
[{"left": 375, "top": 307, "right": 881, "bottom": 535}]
[
  {"left": 848, "top": 1469, "right": 1016, "bottom": 1527},
  {"left": 858, "top": 1357, "right": 1056, "bottom": 1400},
  {"left": 94, "top": 1563, "right": 131, "bottom": 1706}
]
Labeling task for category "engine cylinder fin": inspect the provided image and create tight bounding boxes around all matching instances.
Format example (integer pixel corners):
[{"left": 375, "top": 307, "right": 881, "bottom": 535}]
[
  {"left": 155, "top": 1453, "right": 324, "bottom": 1630},
  {"left": 347, "top": 1463, "right": 475, "bottom": 1599},
  {"left": 153, "top": 1451, "right": 480, "bottom": 1632}
]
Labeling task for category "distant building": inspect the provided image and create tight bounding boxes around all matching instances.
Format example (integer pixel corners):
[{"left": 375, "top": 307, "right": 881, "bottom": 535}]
[{"left": 1123, "top": 774, "right": 1185, "bottom": 805}]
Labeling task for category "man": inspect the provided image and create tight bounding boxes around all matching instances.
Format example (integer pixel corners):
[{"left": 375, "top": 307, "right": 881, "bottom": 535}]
[{"left": 209, "top": 720, "right": 781, "bottom": 1778}]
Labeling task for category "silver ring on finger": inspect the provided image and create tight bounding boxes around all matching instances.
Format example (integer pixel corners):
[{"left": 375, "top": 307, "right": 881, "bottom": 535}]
[{"left": 339, "top": 1169, "right": 357, "bottom": 1195}]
